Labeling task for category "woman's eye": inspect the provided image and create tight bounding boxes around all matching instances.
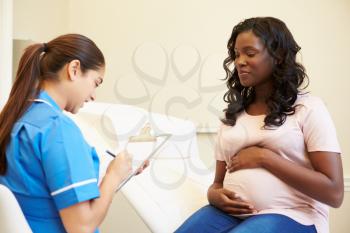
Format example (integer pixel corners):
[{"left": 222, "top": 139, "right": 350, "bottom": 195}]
[{"left": 247, "top": 53, "right": 255, "bottom": 57}]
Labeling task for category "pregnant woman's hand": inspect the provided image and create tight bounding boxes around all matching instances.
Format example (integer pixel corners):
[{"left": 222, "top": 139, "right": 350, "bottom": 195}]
[
  {"left": 208, "top": 187, "right": 257, "bottom": 215},
  {"left": 227, "top": 146, "right": 269, "bottom": 173}
]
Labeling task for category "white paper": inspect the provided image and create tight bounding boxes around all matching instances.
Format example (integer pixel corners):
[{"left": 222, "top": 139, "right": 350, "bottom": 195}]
[{"left": 116, "top": 134, "right": 171, "bottom": 191}]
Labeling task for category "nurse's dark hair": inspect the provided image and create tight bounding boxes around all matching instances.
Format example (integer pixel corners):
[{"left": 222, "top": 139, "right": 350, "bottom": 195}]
[
  {"left": 222, "top": 17, "right": 308, "bottom": 127},
  {"left": 0, "top": 34, "right": 105, "bottom": 174}
]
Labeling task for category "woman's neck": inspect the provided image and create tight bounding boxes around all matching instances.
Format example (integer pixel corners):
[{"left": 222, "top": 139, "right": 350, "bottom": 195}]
[
  {"left": 246, "top": 82, "right": 273, "bottom": 115},
  {"left": 253, "top": 81, "right": 273, "bottom": 103},
  {"left": 40, "top": 81, "right": 67, "bottom": 111}
]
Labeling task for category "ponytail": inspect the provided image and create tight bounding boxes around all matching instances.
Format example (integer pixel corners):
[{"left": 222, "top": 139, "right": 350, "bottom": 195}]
[
  {"left": 0, "top": 34, "right": 105, "bottom": 175},
  {"left": 0, "top": 43, "right": 45, "bottom": 174}
]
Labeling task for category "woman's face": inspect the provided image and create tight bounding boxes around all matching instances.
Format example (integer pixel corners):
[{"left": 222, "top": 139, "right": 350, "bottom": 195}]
[
  {"left": 233, "top": 30, "right": 275, "bottom": 88},
  {"left": 66, "top": 67, "right": 104, "bottom": 114}
]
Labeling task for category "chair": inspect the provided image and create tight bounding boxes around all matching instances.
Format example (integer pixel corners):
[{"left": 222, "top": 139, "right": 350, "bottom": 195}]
[{"left": 0, "top": 184, "right": 33, "bottom": 233}]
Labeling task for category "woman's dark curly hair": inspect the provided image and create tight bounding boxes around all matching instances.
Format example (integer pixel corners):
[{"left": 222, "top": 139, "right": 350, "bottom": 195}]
[{"left": 222, "top": 17, "right": 308, "bottom": 128}]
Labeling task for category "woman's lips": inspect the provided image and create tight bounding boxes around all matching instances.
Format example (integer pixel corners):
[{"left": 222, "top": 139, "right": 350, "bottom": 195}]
[{"left": 239, "top": 72, "right": 250, "bottom": 78}]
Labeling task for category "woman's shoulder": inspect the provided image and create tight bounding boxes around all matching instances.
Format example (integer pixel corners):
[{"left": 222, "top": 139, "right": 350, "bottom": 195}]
[
  {"left": 294, "top": 93, "right": 324, "bottom": 106},
  {"left": 294, "top": 93, "right": 328, "bottom": 114},
  {"left": 39, "top": 112, "right": 84, "bottom": 143},
  {"left": 293, "top": 93, "right": 332, "bottom": 123},
  {"left": 24, "top": 102, "right": 76, "bottom": 129}
]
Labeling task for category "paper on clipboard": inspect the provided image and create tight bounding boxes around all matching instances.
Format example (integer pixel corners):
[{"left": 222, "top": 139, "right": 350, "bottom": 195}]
[{"left": 116, "top": 133, "right": 171, "bottom": 192}]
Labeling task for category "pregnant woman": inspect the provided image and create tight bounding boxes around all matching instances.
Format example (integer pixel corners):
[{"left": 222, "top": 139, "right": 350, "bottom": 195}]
[{"left": 175, "top": 17, "right": 343, "bottom": 233}]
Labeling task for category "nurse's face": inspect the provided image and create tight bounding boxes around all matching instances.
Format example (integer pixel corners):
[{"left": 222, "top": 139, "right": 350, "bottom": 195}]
[{"left": 66, "top": 66, "right": 104, "bottom": 114}]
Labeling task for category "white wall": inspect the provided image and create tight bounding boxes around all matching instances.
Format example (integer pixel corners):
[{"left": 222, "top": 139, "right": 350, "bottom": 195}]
[{"left": 0, "top": 0, "right": 12, "bottom": 108}]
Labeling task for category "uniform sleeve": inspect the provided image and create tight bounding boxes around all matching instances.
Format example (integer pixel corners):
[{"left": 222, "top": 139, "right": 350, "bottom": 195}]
[
  {"left": 40, "top": 117, "right": 100, "bottom": 210},
  {"left": 297, "top": 97, "right": 341, "bottom": 153}
]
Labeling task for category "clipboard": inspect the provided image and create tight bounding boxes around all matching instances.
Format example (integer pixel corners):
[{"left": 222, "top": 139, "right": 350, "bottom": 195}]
[{"left": 115, "top": 133, "right": 171, "bottom": 192}]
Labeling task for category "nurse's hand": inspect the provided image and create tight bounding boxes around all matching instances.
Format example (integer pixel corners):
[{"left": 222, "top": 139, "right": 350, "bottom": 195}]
[
  {"left": 106, "top": 150, "right": 132, "bottom": 181},
  {"left": 134, "top": 159, "right": 150, "bottom": 175},
  {"left": 208, "top": 187, "right": 257, "bottom": 215}
]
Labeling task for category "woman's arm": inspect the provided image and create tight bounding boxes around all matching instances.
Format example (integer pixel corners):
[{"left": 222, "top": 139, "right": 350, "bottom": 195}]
[
  {"left": 208, "top": 160, "right": 256, "bottom": 214},
  {"left": 227, "top": 147, "right": 344, "bottom": 208},
  {"left": 263, "top": 150, "right": 343, "bottom": 207},
  {"left": 59, "top": 151, "right": 132, "bottom": 233}
]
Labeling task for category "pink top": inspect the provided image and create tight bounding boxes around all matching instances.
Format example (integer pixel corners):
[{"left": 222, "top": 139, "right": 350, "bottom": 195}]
[{"left": 215, "top": 94, "right": 341, "bottom": 233}]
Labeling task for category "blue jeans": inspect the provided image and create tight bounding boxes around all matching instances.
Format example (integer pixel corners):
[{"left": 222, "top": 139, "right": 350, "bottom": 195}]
[{"left": 175, "top": 205, "right": 317, "bottom": 233}]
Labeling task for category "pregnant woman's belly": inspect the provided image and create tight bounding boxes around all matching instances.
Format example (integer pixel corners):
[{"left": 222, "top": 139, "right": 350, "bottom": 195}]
[{"left": 224, "top": 168, "right": 300, "bottom": 211}]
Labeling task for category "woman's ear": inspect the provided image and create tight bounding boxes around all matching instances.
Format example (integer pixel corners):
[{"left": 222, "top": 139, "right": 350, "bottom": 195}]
[{"left": 67, "top": 59, "right": 81, "bottom": 81}]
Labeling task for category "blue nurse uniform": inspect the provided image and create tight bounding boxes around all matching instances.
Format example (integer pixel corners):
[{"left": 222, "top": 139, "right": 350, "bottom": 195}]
[{"left": 0, "top": 91, "right": 100, "bottom": 233}]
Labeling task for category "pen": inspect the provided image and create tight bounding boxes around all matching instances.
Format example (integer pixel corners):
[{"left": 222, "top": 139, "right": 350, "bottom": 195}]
[{"left": 106, "top": 150, "right": 117, "bottom": 158}]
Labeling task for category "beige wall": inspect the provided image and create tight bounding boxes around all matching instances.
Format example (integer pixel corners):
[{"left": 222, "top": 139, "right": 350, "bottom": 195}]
[
  {"left": 13, "top": 0, "right": 350, "bottom": 173},
  {"left": 330, "top": 192, "right": 350, "bottom": 233},
  {"left": 66, "top": 0, "right": 350, "bottom": 175},
  {"left": 12, "top": 0, "right": 350, "bottom": 232},
  {"left": 13, "top": 0, "right": 69, "bottom": 41}
]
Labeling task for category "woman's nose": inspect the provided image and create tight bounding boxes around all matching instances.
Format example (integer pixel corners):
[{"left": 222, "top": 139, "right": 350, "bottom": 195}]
[{"left": 236, "top": 56, "right": 247, "bottom": 67}]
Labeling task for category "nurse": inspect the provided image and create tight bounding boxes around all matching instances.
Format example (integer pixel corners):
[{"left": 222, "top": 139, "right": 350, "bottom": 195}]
[{"left": 0, "top": 34, "right": 141, "bottom": 233}]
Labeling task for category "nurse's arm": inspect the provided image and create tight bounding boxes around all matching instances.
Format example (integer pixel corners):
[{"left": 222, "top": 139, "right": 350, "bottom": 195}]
[{"left": 59, "top": 172, "right": 124, "bottom": 233}]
